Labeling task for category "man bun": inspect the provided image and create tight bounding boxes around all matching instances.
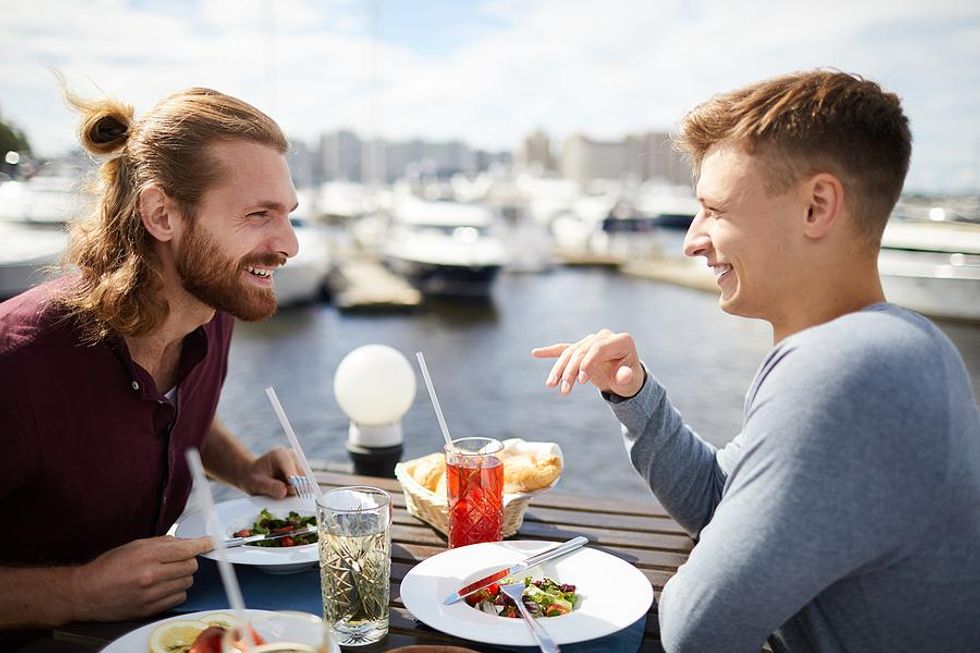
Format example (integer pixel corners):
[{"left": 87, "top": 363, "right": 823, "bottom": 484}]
[{"left": 76, "top": 99, "right": 134, "bottom": 155}]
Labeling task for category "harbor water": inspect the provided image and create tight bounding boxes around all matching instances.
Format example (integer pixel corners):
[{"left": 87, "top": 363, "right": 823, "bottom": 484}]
[{"left": 214, "top": 265, "right": 980, "bottom": 503}]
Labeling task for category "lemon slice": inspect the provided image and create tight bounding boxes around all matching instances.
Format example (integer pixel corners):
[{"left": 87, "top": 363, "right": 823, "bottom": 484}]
[
  {"left": 200, "top": 612, "right": 239, "bottom": 629},
  {"left": 148, "top": 619, "right": 208, "bottom": 653}
]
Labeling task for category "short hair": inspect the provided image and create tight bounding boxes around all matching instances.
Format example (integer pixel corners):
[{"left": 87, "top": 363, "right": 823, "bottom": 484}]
[
  {"left": 674, "top": 70, "right": 911, "bottom": 244},
  {"left": 58, "top": 86, "right": 288, "bottom": 342}
]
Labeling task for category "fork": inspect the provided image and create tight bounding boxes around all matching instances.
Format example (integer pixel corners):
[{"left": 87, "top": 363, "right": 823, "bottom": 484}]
[
  {"left": 500, "top": 582, "right": 560, "bottom": 653},
  {"left": 288, "top": 474, "right": 317, "bottom": 500}
]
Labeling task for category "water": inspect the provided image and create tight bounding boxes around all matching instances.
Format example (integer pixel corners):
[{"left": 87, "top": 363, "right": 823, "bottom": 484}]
[{"left": 215, "top": 266, "right": 980, "bottom": 504}]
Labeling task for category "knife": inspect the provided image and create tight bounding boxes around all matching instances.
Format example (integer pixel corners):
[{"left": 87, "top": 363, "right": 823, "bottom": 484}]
[
  {"left": 221, "top": 525, "right": 317, "bottom": 549},
  {"left": 443, "top": 536, "right": 589, "bottom": 606}
]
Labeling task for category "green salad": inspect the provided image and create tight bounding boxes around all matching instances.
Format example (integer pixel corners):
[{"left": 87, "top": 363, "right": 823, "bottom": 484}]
[
  {"left": 232, "top": 509, "right": 316, "bottom": 547},
  {"left": 466, "top": 576, "right": 578, "bottom": 618}
]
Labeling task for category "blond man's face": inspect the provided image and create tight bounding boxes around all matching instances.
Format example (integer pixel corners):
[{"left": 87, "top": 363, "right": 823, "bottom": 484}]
[{"left": 683, "top": 144, "right": 809, "bottom": 324}]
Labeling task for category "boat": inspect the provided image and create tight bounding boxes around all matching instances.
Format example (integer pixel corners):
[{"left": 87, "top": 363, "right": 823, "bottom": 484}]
[
  {"left": 0, "top": 174, "right": 80, "bottom": 299},
  {"left": 0, "top": 221, "right": 67, "bottom": 299},
  {"left": 878, "top": 219, "right": 980, "bottom": 323},
  {"left": 381, "top": 198, "right": 506, "bottom": 297}
]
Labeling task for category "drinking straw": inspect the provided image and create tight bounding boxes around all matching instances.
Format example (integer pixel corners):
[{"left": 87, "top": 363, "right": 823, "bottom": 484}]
[
  {"left": 184, "top": 449, "right": 249, "bottom": 634},
  {"left": 415, "top": 351, "right": 455, "bottom": 451},
  {"left": 265, "top": 386, "right": 322, "bottom": 498}
]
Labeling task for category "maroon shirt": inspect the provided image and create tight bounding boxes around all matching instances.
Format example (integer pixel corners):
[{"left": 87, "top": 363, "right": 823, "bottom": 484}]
[{"left": 0, "top": 280, "right": 233, "bottom": 565}]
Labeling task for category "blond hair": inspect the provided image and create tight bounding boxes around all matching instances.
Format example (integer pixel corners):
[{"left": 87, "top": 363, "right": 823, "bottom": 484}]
[
  {"left": 675, "top": 70, "right": 911, "bottom": 244},
  {"left": 58, "top": 86, "right": 288, "bottom": 342}
]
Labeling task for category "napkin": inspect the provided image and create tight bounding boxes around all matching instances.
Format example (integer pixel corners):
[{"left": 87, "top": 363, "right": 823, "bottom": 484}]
[{"left": 175, "top": 558, "right": 322, "bottom": 614}]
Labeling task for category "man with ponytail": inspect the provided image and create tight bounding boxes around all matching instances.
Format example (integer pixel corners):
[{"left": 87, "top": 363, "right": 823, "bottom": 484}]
[{"left": 0, "top": 87, "right": 305, "bottom": 629}]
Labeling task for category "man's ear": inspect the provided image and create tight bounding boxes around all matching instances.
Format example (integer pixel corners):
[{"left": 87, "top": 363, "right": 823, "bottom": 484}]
[
  {"left": 802, "top": 173, "right": 844, "bottom": 240},
  {"left": 139, "top": 185, "right": 176, "bottom": 242}
]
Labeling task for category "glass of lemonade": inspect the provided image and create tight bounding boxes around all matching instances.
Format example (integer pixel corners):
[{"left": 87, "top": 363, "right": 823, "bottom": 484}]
[
  {"left": 445, "top": 437, "right": 504, "bottom": 548},
  {"left": 220, "top": 611, "right": 339, "bottom": 653},
  {"left": 316, "top": 486, "right": 392, "bottom": 647}
]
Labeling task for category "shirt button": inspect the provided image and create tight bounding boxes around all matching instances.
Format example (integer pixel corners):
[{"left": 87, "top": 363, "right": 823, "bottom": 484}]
[{"left": 132, "top": 381, "right": 140, "bottom": 390}]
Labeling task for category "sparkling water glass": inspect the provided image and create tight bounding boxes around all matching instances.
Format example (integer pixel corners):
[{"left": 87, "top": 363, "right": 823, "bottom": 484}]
[{"left": 316, "top": 486, "right": 392, "bottom": 647}]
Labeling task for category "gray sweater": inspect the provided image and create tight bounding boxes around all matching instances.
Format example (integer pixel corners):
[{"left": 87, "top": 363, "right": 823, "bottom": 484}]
[{"left": 607, "top": 303, "right": 980, "bottom": 652}]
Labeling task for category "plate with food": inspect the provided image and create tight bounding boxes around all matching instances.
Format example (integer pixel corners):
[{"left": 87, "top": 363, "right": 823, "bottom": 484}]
[
  {"left": 174, "top": 495, "right": 318, "bottom": 574},
  {"left": 101, "top": 609, "right": 340, "bottom": 653},
  {"left": 399, "top": 540, "right": 654, "bottom": 647}
]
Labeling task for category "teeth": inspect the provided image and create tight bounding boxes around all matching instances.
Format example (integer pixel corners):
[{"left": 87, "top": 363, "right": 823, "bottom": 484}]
[
  {"left": 246, "top": 266, "right": 274, "bottom": 278},
  {"left": 711, "top": 264, "right": 732, "bottom": 278}
]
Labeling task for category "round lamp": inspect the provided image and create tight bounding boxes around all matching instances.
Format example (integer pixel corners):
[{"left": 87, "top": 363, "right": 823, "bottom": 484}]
[{"left": 334, "top": 344, "right": 416, "bottom": 476}]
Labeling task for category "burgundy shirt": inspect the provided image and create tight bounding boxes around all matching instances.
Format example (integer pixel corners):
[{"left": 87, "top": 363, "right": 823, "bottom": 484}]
[{"left": 0, "top": 280, "right": 233, "bottom": 565}]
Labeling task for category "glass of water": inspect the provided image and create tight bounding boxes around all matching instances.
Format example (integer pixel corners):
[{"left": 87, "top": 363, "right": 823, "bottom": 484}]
[{"left": 316, "top": 486, "right": 392, "bottom": 647}]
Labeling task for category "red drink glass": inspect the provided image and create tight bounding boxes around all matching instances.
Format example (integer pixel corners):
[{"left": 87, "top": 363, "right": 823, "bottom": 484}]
[{"left": 445, "top": 437, "right": 504, "bottom": 548}]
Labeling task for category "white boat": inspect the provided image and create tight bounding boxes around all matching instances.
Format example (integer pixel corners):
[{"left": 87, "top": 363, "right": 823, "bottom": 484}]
[
  {"left": 382, "top": 198, "right": 506, "bottom": 297},
  {"left": 273, "top": 204, "right": 332, "bottom": 307},
  {"left": 878, "top": 220, "right": 980, "bottom": 322},
  {"left": 0, "top": 174, "right": 80, "bottom": 299},
  {"left": 0, "top": 221, "right": 67, "bottom": 299}
]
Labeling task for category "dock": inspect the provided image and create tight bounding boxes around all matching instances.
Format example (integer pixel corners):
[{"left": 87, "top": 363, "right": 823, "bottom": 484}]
[
  {"left": 326, "top": 257, "right": 422, "bottom": 310},
  {"left": 621, "top": 256, "right": 718, "bottom": 292}
]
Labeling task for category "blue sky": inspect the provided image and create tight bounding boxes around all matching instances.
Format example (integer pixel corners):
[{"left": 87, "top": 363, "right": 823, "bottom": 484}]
[{"left": 1, "top": 0, "right": 978, "bottom": 193}]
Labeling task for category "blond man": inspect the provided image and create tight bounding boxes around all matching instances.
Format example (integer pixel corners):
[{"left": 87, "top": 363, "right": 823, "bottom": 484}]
[{"left": 535, "top": 71, "right": 980, "bottom": 652}]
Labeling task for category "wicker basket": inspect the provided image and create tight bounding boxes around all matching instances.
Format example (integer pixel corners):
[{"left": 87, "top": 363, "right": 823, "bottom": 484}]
[{"left": 394, "top": 456, "right": 533, "bottom": 537}]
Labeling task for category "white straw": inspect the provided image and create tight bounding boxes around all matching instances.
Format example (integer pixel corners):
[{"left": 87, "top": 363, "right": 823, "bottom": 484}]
[
  {"left": 265, "top": 386, "right": 322, "bottom": 497},
  {"left": 184, "top": 448, "right": 249, "bottom": 629},
  {"left": 415, "top": 351, "right": 455, "bottom": 451}
]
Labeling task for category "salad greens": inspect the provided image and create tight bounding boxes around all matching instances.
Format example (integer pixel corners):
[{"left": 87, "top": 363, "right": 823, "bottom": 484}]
[
  {"left": 232, "top": 508, "right": 316, "bottom": 547},
  {"left": 465, "top": 576, "right": 578, "bottom": 619}
]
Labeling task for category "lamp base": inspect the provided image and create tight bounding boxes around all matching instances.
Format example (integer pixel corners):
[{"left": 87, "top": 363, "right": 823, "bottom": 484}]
[{"left": 345, "top": 442, "right": 404, "bottom": 478}]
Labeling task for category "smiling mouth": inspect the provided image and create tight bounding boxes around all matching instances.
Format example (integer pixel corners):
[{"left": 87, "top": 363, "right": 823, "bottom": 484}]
[
  {"left": 710, "top": 263, "right": 732, "bottom": 281},
  {"left": 245, "top": 265, "right": 276, "bottom": 279}
]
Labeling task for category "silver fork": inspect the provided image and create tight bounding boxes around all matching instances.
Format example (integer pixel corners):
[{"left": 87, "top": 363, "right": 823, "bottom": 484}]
[
  {"left": 288, "top": 474, "right": 317, "bottom": 500},
  {"left": 500, "top": 582, "right": 560, "bottom": 653}
]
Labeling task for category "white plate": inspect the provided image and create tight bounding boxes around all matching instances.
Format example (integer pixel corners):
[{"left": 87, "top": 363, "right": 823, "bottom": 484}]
[
  {"left": 102, "top": 609, "right": 273, "bottom": 653},
  {"left": 174, "top": 496, "right": 318, "bottom": 574},
  {"left": 102, "top": 609, "right": 340, "bottom": 653},
  {"left": 400, "top": 540, "right": 653, "bottom": 647}
]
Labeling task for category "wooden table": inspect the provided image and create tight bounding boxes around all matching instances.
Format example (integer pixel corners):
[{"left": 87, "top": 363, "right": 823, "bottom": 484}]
[{"left": 10, "top": 470, "right": 694, "bottom": 652}]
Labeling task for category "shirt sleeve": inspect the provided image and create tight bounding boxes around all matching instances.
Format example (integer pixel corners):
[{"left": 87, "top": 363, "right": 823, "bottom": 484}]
[
  {"left": 654, "top": 341, "right": 933, "bottom": 652},
  {"left": 607, "top": 364, "right": 725, "bottom": 537}
]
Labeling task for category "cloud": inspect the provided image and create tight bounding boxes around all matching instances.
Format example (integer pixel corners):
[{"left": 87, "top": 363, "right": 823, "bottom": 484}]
[{"left": 1, "top": 0, "right": 977, "bottom": 192}]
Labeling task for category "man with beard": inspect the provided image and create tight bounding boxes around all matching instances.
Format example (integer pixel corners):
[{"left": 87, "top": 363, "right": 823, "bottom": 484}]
[{"left": 0, "top": 87, "right": 305, "bottom": 629}]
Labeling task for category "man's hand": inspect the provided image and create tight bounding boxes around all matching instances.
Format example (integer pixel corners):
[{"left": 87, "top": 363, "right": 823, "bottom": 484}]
[
  {"left": 532, "top": 328, "right": 645, "bottom": 398},
  {"left": 238, "top": 445, "right": 301, "bottom": 499},
  {"left": 69, "top": 535, "right": 211, "bottom": 622}
]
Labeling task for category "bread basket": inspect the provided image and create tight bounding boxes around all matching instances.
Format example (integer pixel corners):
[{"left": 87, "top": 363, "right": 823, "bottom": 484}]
[{"left": 394, "top": 439, "right": 562, "bottom": 537}]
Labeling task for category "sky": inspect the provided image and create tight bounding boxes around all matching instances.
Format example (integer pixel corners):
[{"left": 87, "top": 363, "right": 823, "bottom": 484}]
[{"left": 1, "top": 0, "right": 978, "bottom": 194}]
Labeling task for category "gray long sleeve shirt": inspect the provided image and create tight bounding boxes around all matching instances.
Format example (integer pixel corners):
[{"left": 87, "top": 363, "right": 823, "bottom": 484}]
[{"left": 607, "top": 303, "right": 980, "bottom": 652}]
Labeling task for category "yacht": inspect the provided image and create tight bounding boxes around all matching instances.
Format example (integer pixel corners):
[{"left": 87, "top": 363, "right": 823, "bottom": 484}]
[
  {"left": 382, "top": 198, "right": 506, "bottom": 297},
  {"left": 878, "top": 219, "right": 980, "bottom": 322}
]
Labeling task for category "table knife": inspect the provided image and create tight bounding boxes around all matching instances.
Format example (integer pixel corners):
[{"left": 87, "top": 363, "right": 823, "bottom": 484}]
[
  {"left": 221, "top": 525, "right": 317, "bottom": 549},
  {"left": 442, "top": 536, "right": 589, "bottom": 606}
]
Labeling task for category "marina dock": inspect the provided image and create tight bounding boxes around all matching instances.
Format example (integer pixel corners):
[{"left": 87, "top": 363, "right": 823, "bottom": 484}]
[{"left": 326, "top": 257, "right": 422, "bottom": 310}]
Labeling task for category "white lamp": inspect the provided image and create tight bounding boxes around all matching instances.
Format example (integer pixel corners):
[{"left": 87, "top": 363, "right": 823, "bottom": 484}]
[{"left": 334, "top": 344, "right": 417, "bottom": 476}]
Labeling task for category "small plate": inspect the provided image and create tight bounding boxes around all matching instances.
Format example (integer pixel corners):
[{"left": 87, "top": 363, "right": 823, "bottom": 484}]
[
  {"left": 174, "top": 496, "right": 318, "bottom": 574},
  {"left": 101, "top": 609, "right": 339, "bottom": 653},
  {"left": 400, "top": 540, "right": 653, "bottom": 647}
]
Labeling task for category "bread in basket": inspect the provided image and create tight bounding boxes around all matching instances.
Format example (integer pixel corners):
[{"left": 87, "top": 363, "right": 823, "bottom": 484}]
[{"left": 394, "top": 438, "right": 563, "bottom": 537}]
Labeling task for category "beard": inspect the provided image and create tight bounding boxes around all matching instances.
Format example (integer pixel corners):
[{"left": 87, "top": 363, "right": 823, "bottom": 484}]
[{"left": 175, "top": 223, "right": 284, "bottom": 322}]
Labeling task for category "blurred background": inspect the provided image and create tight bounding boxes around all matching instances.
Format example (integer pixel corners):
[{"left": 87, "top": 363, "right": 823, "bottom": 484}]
[{"left": 2, "top": 0, "right": 978, "bottom": 501}]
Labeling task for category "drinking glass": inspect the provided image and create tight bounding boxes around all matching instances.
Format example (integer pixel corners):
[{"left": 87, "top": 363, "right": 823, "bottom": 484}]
[
  {"left": 220, "top": 611, "right": 339, "bottom": 653},
  {"left": 445, "top": 437, "right": 504, "bottom": 548},
  {"left": 316, "top": 486, "right": 392, "bottom": 647}
]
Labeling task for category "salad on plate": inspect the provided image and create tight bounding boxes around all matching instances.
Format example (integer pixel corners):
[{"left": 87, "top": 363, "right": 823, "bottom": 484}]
[
  {"left": 232, "top": 509, "right": 316, "bottom": 548},
  {"left": 465, "top": 576, "right": 578, "bottom": 619}
]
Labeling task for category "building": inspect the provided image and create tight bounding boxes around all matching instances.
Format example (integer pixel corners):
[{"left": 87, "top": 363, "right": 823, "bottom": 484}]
[
  {"left": 559, "top": 131, "right": 690, "bottom": 185},
  {"left": 518, "top": 129, "right": 556, "bottom": 172},
  {"left": 320, "top": 129, "right": 363, "bottom": 182}
]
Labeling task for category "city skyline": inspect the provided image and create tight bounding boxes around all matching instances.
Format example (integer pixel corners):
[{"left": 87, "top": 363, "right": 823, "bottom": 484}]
[{"left": 1, "top": 0, "right": 978, "bottom": 193}]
